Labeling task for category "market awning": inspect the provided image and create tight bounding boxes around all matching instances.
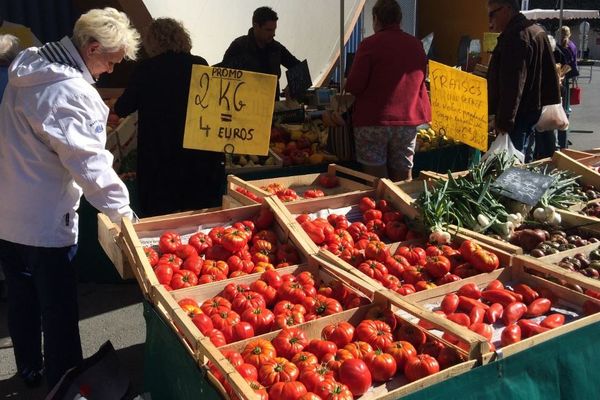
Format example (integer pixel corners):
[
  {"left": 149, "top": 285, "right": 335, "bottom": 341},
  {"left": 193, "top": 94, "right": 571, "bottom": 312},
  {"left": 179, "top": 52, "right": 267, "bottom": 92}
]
[{"left": 522, "top": 9, "right": 600, "bottom": 20}]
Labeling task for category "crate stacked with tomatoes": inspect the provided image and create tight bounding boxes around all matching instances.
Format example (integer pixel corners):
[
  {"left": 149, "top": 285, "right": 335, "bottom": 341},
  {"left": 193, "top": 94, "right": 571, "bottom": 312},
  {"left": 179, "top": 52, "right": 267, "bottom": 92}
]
[
  {"left": 401, "top": 264, "right": 600, "bottom": 361},
  {"left": 166, "top": 261, "right": 373, "bottom": 348},
  {"left": 141, "top": 207, "right": 305, "bottom": 291},
  {"left": 201, "top": 297, "right": 476, "bottom": 400},
  {"left": 226, "top": 165, "right": 376, "bottom": 207}
]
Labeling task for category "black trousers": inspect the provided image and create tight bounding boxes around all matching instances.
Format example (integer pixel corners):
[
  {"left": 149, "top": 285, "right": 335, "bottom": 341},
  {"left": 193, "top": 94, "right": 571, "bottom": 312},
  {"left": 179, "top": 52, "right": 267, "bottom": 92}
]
[{"left": 0, "top": 239, "right": 82, "bottom": 389}]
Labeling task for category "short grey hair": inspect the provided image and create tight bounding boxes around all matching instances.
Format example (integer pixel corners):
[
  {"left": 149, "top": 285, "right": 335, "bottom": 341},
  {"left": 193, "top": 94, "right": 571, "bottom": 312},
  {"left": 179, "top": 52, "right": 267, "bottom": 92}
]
[
  {"left": 72, "top": 7, "right": 141, "bottom": 60},
  {"left": 0, "top": 34, "right": 20, "bottom": 64}
]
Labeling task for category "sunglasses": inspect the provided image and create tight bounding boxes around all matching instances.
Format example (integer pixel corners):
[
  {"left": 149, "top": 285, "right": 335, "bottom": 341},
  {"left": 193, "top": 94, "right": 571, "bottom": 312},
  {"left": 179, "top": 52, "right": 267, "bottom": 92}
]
[{"left": 488, "top": 6, "right": 504, "bottom": 19}]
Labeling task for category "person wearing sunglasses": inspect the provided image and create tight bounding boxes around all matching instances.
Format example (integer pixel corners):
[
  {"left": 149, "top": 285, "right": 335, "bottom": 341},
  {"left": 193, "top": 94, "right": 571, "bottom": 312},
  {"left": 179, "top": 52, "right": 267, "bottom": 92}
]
[{"left": 487, "top": 0, "right": 561, "bottom": 162}]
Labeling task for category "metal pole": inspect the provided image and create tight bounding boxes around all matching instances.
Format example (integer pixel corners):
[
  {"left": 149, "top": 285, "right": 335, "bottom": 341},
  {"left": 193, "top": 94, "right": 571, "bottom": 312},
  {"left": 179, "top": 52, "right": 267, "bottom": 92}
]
[
  {"left": 557, "top": 0, "right": 564, "bottom": 43},
  {"left": 340, "top": 0, "right": 345, "bottom": 92}
]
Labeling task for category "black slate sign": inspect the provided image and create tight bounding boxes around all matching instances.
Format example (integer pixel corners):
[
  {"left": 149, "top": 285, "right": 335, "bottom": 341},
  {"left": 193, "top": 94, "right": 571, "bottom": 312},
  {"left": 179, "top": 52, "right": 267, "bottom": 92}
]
[
  {"left": 286, "top": 60, "right": 312, "bottom": 100},
  {"left": 491, "top": 167, "right": 555, "bottom": 206}
]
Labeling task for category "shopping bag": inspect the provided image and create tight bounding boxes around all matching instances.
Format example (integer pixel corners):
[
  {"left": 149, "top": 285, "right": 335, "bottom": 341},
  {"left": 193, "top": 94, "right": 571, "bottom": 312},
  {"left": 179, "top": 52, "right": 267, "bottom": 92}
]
[
  {"left": 534, "top": 103, "right": 569, "bottom": 131},
  {"left": 45, "top": 341, "right": 130, "bottom": 400},
  {"left": 570, "top": 82, "right": 581, "bottom": 105},
  {"left": 480, "top": 133, "right": 524, "bottom": 163}
]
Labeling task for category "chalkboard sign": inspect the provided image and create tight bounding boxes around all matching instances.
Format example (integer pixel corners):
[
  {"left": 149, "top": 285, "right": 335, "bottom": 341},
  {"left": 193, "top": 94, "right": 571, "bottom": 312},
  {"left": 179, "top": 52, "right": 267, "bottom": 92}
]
[
  {"left": 491, "top": 167, "right": 555, "bottom": 206},
  {"left": 286, "top": 60, "right": 312, "bottom": 100}
]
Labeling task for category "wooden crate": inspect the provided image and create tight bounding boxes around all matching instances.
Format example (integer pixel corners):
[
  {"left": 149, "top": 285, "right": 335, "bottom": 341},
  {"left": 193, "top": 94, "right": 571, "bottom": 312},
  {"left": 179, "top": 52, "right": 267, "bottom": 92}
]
[
  {"left": 97, "top": 206, "right": 222, "bottom": 280},
  {"left": 226, "top": 164, "right": 378, "bottom": 206},
  {"left": 225, "top": 148, "right": 283, "bottom": 175},
  {"left": 552, "top": 151, "right": 600, "bottom": 188},
  {"left": 402, "top": 264, "right": 600, "bottom": 363},
  {"left": 114, "top": 202, "right": 310, "bottom": 298},
  {"left": 152, "top": 255, "right": 378, "bottom": 360},
  {"left": 205, "top": 291, "right": 479, "bottom": 400}
]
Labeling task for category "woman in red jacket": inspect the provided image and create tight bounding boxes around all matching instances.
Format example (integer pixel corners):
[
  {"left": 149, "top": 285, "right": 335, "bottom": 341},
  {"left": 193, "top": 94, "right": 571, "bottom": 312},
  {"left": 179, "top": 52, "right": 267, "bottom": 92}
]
[{"left": 345, "top": 0, "right": 430, "bottom": 181}]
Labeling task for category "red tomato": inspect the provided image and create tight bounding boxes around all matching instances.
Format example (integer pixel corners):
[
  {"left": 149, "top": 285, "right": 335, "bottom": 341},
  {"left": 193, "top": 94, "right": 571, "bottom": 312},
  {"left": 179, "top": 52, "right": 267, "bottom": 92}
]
[
  {"left": 424, "top": 256, "right": 452, "bottom": 278},
  {"left": 158, "top": 231, "right": 182, "bottom": 254},
  {"left": 485, "top": 303, "right": 504, "bottom": 324},
  {"left": 525, "top": 297, "right": 552, "bottom": 317},
  {"left": 403, "top": 354, "right": 440, "bottom": 382},
  {"left": 205, "top": 328, "right": 227, "bottom": 347},
  {"left": 304, "top": 189, "right": 325, "bottom": 198},
  {"left": 269, "top": 381, "right": 308, "bottom": 400},
  {"left": 395, "top": 246, "right": 426, "bottom": 266},
  {"left": 259, "top": 357, "right": 300, "bottom": 386},
  {"left": 275, "top": 312, "right": 305, "bottom": 329},
  {"left": 540, "top": 313, "right": 565, "bottom": 329},
  {"left": 485, "top": 279, "right": 504, "bottom": 291},
  {"left": 253, "top": 207, "right": 275, "bottom": 230},
  {"left": 469, "top": 307, "right": 486, "bottom": 325},
  {"left": 272, "top": 327, "right": 309, "bottom": 359},
  {"left": 305, "top": 339, "right": 338, "bottom": 361},
  {"left": 441, "top": 293, "right": 459, "bottom": 314},
  {"left": 153, "top": 264, "right": 173, "bottom": 285},
  {"left": 458, "top": 240, "right": 481, "bottom": 261},
  {"left": 470, "top": 249, "right": 500, "bottom": 272},
  {"left": 291, "top": 351, "right": 319, "bottom": 370},
  {"left": 144, "top": 246, "right": 159, "bottom": 267},
  {"left": 314, "top": 380, "right": 353, "bottom": 400},
  {"left": 222, "top": 282, "right": 250, "bottom": 302},
  {"left": 385, "top": 220, "right": 408, "bottom": 242},
  {"left": 437, "top": 346, "right": 463, "bottom": 370},
  {"left": 175, "top": 244, "right": 198, "bottom": 260},
  {"left": 298, "top": 392, "right": 323, "bottom": 400},
  {"left": 298, "top": 363, "right": 335, "bottom": 392},
  {"left": 456, "top": 282, "right": 482, "bottom": 299},
  {"left": 304, "top": 295, "right": 343, "bottom": 319},
  {"left": 191, "top": 313, "right": 213, "bottom": 335},
  {"left": 200, "top": 296, "right": 232, "bottom": 316},
  {"left": 181, "top": 304, "right": 202, "bottom": 319},
  {"left": 517, "top": 319, "right": 550, "bottom": 338},
  {"left": 276, "top": 243, "right": 301, "bottom": 265},
  {"left": 236, "top": 362, "right": 258, "bottom": 381},
  {"left": 242, "top": 339, "right": 277, "bottom": 368},
  {"left": 502, "top": 302, "right": 528, "bottom": 325},
  {"left": 357, "top": 260, "right": 388, "bottom": 282},
  {"left": 158, "top": 253, "right": 183, "bottom": 271},
  {"left": 210, "top": 310, "right": 240, "bottom": 333},
  {"left": 363, "top": 208, "right": 383, "bottom": 222},
  {"left": 355, "top": 320, "right": 394, "bottom": 350},
  {"left": 359, "top": 197, "right": 377, "bottom": 212},
  {"left": 321, "top": 321, "right": 355, "bottom": 348},
  {"left": 364, "top": 349, "right": 397, "bottom": 382},
  {"left": 469, "top": 322, "right": 493, "bottom": 341},
  {"left": 501, "top": 324, "right": 522, "bottom": 346},
  {"left": 328, "top": 214, "right": 350, "bottom": 230},
  {"left": 221, "top": 228, "right": 249, "bottom": 252},
  {"left": 364, "top": 306, "right": 398, "bottom": 331},
  {"left": 232, "top": 291, "right": 267, "bottom": 314},
  {"left": 343, "top": 341, "right": 374, "bottom": 360},
  {"left": 338, "top": 358, "right": 372, "bottom": 396},
  {"left": 248, "top": 381, "right": 269, "bottom": 400},
  {"left": 347, "top": 222, "right": 368, "bottom": 242},
  {"left": 395, "top": 323, "right": 427, "bottom": 348},
  {"left": 170, "top": 270, "right": 198, "bottom": 289},
  {"left": 181, "top": 255, "right": 203, "bottom": 276},
  {"left": 230, "top": 321, "right": 255, "bottom": 342},
  {"left": 241, "top": 307, "right": 275, "bottom": 334},
  {"left": 321, "top": 349, "right": 354, "bottom": 372},
  {"left": 384, "top": 341, "right": 416, "bottom": 370}
]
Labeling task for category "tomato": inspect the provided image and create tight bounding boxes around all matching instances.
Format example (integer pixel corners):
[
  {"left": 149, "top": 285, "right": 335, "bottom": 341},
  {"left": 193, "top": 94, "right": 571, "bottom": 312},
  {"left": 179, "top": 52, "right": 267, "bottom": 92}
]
[
  {"left": 424, "top": 256, "right": 452, "bottom": 278},
  {"left": 210, "top": 309, "right": 240, "bottom": 333},
  {"left": 144, "top": 246, "right": 159, "bottom": 267},
  {"left": 298, "top": 392, "right": 322, "bottom": 400},
  {"left": 364, "top": 349, "right": 397, "bottom": 382},
  {"left": 337, "top": 358, "right": 372, "bottom": 396},
  {"left": 253, "top": 207, "right": 275, "bottom": 230},
  {"left": 469, "top": 307, "right": 486, "bottom": 325},
  {"left": 221, "top": 228, "right": 249, "bottom": 253},
  {"left": 258, "top": 356, "right": 300, "bottom": 386},
  {"left": 232, "top": 291, "right": 267, "bottom": 314},
  {"left": 358, "top": 197, "right": 376, "bottom": 212},
  {"left": 340, "top": 341, "right": 372, "bottom": 361},
  {"left": 275, "top": 312, "right": 305, "bottom": 329},
  {"left": 242, "top": 339, "right": 277, "bottom": 368},
  {"left": 395, "top": 323, "right": 427, "bottom": 348},
  {"left": 485, "top": 303, "right": 504, "bottom": 324},
  {"left": 384, "top": 220, "right": 408, "bottom": 242},
  {"left": 291, "top": 352, "right": 319, "bottom": 370},
  {"left": 305, "top": 295, "right": 343, "bottom": 319},
  {"left": 485, "top": 279, "right": 504, "bottom": 291},
  {"left": 470, "top": 249, "right": 500, "bottom": 272},
  {"left": 276, "top": 243, "right": 301, "bottom": 264},
  {"left": 174, "top": 244, "right": 197, "bottom": 261},
  {"left": 181, "top": 255, "right": 203, "bottom": 276},
  {"left": 395, "top": 246, "right": 426, "bottom": 266},
  {"left": 220, "top": 350, "right": 244, "bottom": 368},
  {"left": 501, "top": 324, "right": 522, "bottom": 346},
  {"left": 200, "top": 296, "right": 231, "bottom": 316},
  {"left": 456, "top": 282, "right": 482, "bottom": 299},
  {"left": 469, "top": 322, "right": 493, "bottom": 341},
  {"left": 318, "top": 174, "right": 339, "bottom": 189},
  {"left": 304, "top": 189, "right": 325, "bottom": 198},
  {"left": 347, "top": 222, "right": 368, "bottom": 242},
  {"left": 365, "top": 306, "right": 398, "bottom": 331},
  {"left": 418, "top": 340, "right": 445, "bottom": 358},
  {"left": 517, "top": 319, "right": 550, "bottom": 338},
  {"left": 357, "top": 260, "right": 388, "bottom": 282},
  {"left": 269, "top": 381, "right": 308, "bottom": 400},
  {"left": 436, "top": 273, "right": 462, "bottom": 286},
  {"left": 205, "top": 328, "right": 227, "bottom": 347},
  {"left": 205, "top": 244, "right": 232, "bottom": 261},
  {"left": 297, "top": 271, "right": 316, "bottom": 287},
  {"left": 222, "top": 283, "right": 250, "bottom": 302},
  {"left": 181, "top": 303, "right": 202, "bottom": 318},
  {"left": 526, "top": 297, "right": 552, "bottom": 317},
  {"left": 447, "top": 313, "right": 471, "bottom": 327},
  {"left": 328, "top": 214, "right": 350, "bottom": 230},
  {"left": 458, "top": 240, "right": 481, "bottom": 261},
  {"left": 313, "top": 380, "right": 353, "bottom": 400},
  {"left": 236, "top": 362, "right": 258, "bottom": 381},
  {"left": 540, "top": 313, "right": 565, "bottom": 329},
  {"left": 241, "top": 307, "right": 275, "bottom": 335},
  {"left": 321, "top": 321, "right": 355, "bottom": 348},
  {"left": 170, "top": 270, "right": 198, "bottom": 289},
  {"left": 153, "top": 264, "right": 173, "bottom": 285},
  {"left": 279, "top": 280, "right": 316, "bottom": 304},
  {"left": 305, "top": 339, "right": 338, "bottom": 361},
  {"left": 363, "top": 209, "right": 383, "bottom": 223},
  {"left": 272, "top": 327, "right": 310, "bottom": 359},
  {"left": 441, "top": 293, "right": 459, "bottom": 314},
  {"left": 247, "top": 381, "right": 269, "bottom": 400},
  {"left": 299, "top": 364, "right": 336, "bottom": 392},
  {"left": 301, "top": 220, "right": 327, "bottom": 244},
  {"left": 158, "top": 231, "right": 182, "bottom": 254},
  {"left": 457, "top": 296, "right": 489, "bottom": 313},
  {"left": 158, "top": 253, "right": 183, "bottom": 271},
  {"left": 501, "top": 302, "right": 528, "bottom": 325},
  {"left": 355, "top": 320, "right": 393, "bottom": 350},
  {"left": 404, "top": 354, "right": 440, "bottom": 382},
  {"left": 321, "top": 349, "right": 354, "bottom": 372},
  {"left": 365, "top": 219, "right": 386, "bottom": 237},
  {"left": 436, "top": 346, "right": 463, "bottom": 370}
]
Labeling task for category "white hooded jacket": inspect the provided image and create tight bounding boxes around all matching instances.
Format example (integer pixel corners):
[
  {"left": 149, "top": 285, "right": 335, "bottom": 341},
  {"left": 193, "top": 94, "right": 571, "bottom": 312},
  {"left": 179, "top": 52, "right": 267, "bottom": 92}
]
[{"left": 0, "top": 37, "right": 134, "bottom": 247}]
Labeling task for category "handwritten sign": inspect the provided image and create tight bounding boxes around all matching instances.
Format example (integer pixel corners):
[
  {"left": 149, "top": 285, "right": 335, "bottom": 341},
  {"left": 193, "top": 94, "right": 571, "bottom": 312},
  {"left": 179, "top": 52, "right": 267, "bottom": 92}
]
[
  {"left": 286, "top": 60, "right": 312, "bottom": 100},
  {"left": 483, "top": 32, "right": 499, "bottom": 52},
  {"left": 429, "top": 60, "right": 488, "bottom": 152},
  {"left": 183, "top": 65, "right": 277, "bottom": 156},
  {"left": 492, "top": 167, "right": 555, "bottom": 206}
]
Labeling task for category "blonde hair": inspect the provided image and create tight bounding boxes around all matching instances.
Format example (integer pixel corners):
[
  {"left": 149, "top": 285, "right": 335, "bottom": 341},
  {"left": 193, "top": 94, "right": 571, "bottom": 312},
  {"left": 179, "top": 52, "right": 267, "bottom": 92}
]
[
  {"left": 72, "top": 7, "right": 140, "bottom": 60},
  {"left": 0, "top": 34, "right": 20, "bottom": 64},
  {"left": 143, "top": 18, "right": 192, "bottom": 58},
  {"left": 560, "top": 26, "right": 571, "bottom": 47}
]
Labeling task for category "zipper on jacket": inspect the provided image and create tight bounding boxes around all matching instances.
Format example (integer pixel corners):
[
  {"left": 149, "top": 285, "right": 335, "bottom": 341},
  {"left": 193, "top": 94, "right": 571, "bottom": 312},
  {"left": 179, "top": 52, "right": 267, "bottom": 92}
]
[{"left": 65, "top": 213, "right": 70, "bottom": 226}]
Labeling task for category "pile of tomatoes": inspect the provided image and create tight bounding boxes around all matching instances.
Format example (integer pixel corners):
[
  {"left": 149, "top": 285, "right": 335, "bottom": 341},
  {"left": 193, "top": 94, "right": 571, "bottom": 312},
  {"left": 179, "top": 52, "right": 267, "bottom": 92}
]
[
  {"left": 296, "top": 196, "right": 501, "bottom": 294},
  {"left": 424, "top": 279, "right": 595, "bottom": 350},
  {"left": 207, "top": 306, "right": 463, "bottom": 400},
  {"left": 176, "top": 268, "right": 369, "bottom": 346},
  {"left": 235, "top": 187, "right": 263, "bottom": 203},
  {"left": 143, "top": 208, "right": 302, "bottom": 291},
  {"left": 237, "top": 174, "right": 340, "bottom": 204}
]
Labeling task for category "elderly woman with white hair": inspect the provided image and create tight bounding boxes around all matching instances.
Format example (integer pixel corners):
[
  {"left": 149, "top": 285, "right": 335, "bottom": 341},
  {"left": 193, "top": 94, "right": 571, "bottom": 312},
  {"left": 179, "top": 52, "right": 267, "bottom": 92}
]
[
  {"left": 0, "top": 33, "right": 20, "bottom": 100},
  {"left": 0, "top": 8, "right": 140, "bottom": 390}
]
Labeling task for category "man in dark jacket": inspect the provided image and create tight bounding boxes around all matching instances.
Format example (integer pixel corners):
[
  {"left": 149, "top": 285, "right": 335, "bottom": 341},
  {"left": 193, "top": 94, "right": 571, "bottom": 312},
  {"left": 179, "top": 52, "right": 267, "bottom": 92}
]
[
  {"left": 220, "top": 6, "right": 301, "bottom": 100},
  {"left": 487, "top": 0, "right": 561, "bottom": 162}
]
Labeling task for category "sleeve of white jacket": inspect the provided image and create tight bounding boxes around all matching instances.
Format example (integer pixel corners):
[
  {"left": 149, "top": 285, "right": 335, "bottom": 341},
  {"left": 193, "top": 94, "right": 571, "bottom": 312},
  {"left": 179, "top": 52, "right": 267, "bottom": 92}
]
[{"left": 45, "top": 93, "right": 135, "bottom": 224}]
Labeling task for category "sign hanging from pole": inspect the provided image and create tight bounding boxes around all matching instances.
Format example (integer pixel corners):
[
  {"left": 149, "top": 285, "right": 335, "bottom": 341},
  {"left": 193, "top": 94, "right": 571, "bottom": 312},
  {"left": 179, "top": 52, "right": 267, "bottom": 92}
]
[
  {"left": 183, "top": 65, "right": 277, "bottom": 156},
  {"left": 429, "top": 60, "right": 488, "bottom": 152}
]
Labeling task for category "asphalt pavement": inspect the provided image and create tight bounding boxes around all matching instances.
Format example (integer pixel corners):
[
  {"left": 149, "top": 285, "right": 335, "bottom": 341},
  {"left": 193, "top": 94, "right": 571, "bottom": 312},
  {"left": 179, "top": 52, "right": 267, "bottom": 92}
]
[{"left": 0, "top": 65, "right": 599, "bottom": 400}]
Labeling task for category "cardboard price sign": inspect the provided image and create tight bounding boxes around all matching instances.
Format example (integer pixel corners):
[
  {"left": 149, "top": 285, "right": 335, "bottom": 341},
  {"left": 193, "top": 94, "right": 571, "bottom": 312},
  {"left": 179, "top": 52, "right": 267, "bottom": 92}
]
[
  {"left": 183, "top": 65, "right": 277, "bottom": 156},
  {"left": 429, "top": 60, "right": 488, "bottom": 152},
  {"left": 492, "top": 167, "right": 555, "bottom": 206}
]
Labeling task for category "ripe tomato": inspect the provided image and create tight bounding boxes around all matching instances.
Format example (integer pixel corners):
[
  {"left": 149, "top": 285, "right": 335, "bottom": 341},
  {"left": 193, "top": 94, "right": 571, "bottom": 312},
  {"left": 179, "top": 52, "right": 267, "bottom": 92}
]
[
  {"left": 501, "top": 324, "right": 522, "bottom": 346},
  {"left": 365, "top": 306, "right": 398, "bottom": 331},
  {"left": 191, "top": 313, "right": 213, "bottom": 334},
  {"left": 403, "top": 354, "right": 440, "bottom": 382},
  {"left": 205, "top": 328, "right": 227, "bottom": 347},
  {"left": 298, "top": 392, "right": 322, "bottom": 400},
  {"left": 259, "top": 357, "right": 300, "bottom": 386},
  {"left": 210, "top": 309, "right": 240, "bottom": 331},
  {"left": 305, "top": 339, "right": 338, "bottom": 361},
  {"left": 248, "top": 381, "right": 269, "bottom": 400},
  {"left": 275, "top": 311, "right": 305, "bottom": 329},
  {"left": 241, "top": 306, "right": 275, "bottom": 334},
  {"left": 470, "top": 249, "right": 500, "bottom": 273},
  {"left": 338, "top": 358, "right": 372, "bottom": 396},
  {"left": 364, "top": 349, "right": 397, "bottom": 382},
  {"left": 298, "top": 364, "right": 335, "bottom": 392},
  {"left": 304, "top": 189, "right": 325, "bottom": 198},
  {"left": 269, "top": 381, "right": 308, "bottom": 400},
  {"left": 395, "top": 323, "right": 427, "bottom": 348},
  {"left": 441, "top": 293, "right": 459, "bottom": 314},
  {"left": 276, "top": 243, "right": 301, "bottom": 264},
  {"left": 321, "top": 349, "right": 354, "bottom": 372},
  {"left": 385, "top": 220, "right": 408, "bottom": 242},
  {"left": 423, "top": 256, "right": 452, "bottom": 278},
  {"left": 233, "top": 220, "right": 255, "bottom": 238},
  {"left": 236, "top": 362, "right": 258, "bottom": 381},
  {"left": 469, "top": 322, "right": 493, "bottom": 341},
  {"left": 200, "top": 296, "right": 231, "bottom": 316},
  {"left": 363, "top": 209, "right": 383, "bottom": 222},
  {"left": 175, "top": 244, "right": 198, "bottom": 260},
  {"left": 357, "top": 260, "right": 388, "bottom": 282},
  {"left": 318, "top": 174, "right": 339, "bottom": 189},
  {"left": 153, "top": 264, "right": 173, "bottom": 285},
  {"left": 540, "top": 313, "right": 565, "bottom": 329},
  {"left": 222, "top": 282, "right": 250, "bottom": 302},
  {"left": 347, "top": 222, "right": 368, "bottom": 242},
  {"left": 343, "top": 341, "right": 374, "bottom": 360},
  {"left": 321, "top": 321, "right": 355, "bottom": 348},
  {"left": 181, "top": 255, "right": 203, "bottom": 276},
  {"left": 395, "top": 246, "right": 426, "bottom": 266},
  {"left": 221, "top": 349, "right": 244, "bottom": 367},
  {"left": 158, "top": 231, "right": 182, "bottom": 254},
  {"left": 291, "top": 351, "right": 319, "bottom": 370},
  {"left": 272, "top": 327, "right": 309, "bottom": 359},
  {"left": 144, "top": 247, "right": 159, "bottom": 267},
  {"left": 304, "top": 295, "right": 343, "bottom": 319},
  {"left": 221, "top": 228, "right": 249, "bottom": 252},
  {"left": 328, "top": 214, "right": 350, "bottom": 230},
  {"left": 208, "top": 226, "right": 226, "bottom": 245},
  {"left": 279, "top": 280, "right": 316, "bottom": 304},
  {"left": 181, "top": 303, "right": 202, "bottom": 318},
  {"left": 355, "top": 320, "right": 394, "bottom": 350},
  {"left": 158, "top": 253, "right": 183, "bottom": 270},
  {"left": 502, "top": 302, "right": 528, "bottom": 325},
  {"left": 436, "top": 346, "right": 463, "bottom": 370},
  {"left": 359, "top": 197, "right": 377, "bottom": 212},
  {"left": 242, "top": 339, "right": 277, "bottom": 368},
  {"left": 232, "top": 291, "right": 267, "bottom": 314},
  {"left": 170, "top": 270, "right": 198, "bottom": 289},
  {"left": 254, "top": 207, "right": 275, "bottom": 230},
  {"left": 314, "top": 379, "right": 353, "bottom": 400},
  {"left": 384, "top": 340, "right": 416, "bottom": 370}
]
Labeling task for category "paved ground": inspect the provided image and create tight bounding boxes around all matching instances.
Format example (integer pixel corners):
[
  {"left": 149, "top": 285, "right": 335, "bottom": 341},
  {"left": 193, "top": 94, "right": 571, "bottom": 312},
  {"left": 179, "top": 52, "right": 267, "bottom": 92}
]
[{"left": 0, "top": 65, "right": 599, "bottom": 400}]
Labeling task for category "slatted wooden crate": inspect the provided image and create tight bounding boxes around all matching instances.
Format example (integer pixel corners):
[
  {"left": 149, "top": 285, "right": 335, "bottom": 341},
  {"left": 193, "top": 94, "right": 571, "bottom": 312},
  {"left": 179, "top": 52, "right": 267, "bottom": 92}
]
[
  {"left": 226, "top": 164, "right": 378, "bottom": 207},
  {"left": 400, "top": 264, "right": 600, "bottom": 363}
]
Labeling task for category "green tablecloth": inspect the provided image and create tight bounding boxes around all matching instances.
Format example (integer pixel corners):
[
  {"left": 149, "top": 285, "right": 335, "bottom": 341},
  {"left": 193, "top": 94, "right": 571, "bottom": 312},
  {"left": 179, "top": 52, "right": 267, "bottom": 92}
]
[{"left": 143, "top": 301, "right": 600, "bottom": 400}]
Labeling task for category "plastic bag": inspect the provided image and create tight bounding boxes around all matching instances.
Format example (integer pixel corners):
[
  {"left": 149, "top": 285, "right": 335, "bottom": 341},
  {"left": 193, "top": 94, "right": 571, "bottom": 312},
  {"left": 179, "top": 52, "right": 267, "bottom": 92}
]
[
  {"left": 535, "top": 103, "right": 569, "bottom": 131},
  {"left": 480, "top": 133, "right": 524, "bottom": 164}
]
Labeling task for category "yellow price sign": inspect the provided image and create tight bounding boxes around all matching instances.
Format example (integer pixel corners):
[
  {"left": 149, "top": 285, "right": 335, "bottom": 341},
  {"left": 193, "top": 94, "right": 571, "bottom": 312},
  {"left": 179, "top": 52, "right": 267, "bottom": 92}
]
[
  {"left": 429, "top": 60, "right": 488, "bottom": 152},
  {"left": 183, "top": 65, "right": 277, "bottom": 156}
]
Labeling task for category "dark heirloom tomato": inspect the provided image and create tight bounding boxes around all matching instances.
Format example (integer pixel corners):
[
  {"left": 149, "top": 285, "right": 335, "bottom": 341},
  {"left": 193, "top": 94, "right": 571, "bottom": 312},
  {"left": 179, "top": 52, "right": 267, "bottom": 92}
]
[{"left": 395, "top": 323, "right": 427, "bottom": 347}]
